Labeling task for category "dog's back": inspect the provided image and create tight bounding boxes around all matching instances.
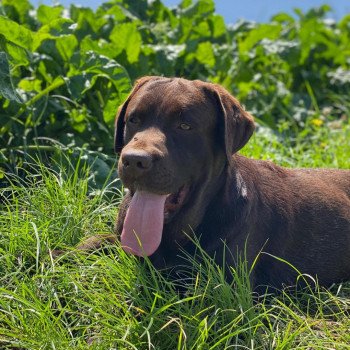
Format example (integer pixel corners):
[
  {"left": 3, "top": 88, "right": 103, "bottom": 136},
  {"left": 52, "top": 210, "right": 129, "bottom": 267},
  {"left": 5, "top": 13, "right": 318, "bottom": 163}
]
[
  {"left": 234, "top": 156, "right": 350, "bottom": 289},
  {"left": 296, "top": 168, "right": 350, "bottom": 197}
]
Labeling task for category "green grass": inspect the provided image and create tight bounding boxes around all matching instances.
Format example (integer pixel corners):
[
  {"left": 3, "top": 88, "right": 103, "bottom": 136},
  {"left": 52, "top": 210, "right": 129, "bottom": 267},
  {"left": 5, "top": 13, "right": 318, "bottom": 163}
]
[{"left": 1, "top": 118, "right": 350, "bottom": 349}]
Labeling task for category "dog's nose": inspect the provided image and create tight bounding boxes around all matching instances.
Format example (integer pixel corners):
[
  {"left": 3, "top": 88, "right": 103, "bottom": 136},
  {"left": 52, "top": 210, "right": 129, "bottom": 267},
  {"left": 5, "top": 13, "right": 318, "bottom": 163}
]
[{"left": 121, "top": 150, "right": 153, "bottom": 174}]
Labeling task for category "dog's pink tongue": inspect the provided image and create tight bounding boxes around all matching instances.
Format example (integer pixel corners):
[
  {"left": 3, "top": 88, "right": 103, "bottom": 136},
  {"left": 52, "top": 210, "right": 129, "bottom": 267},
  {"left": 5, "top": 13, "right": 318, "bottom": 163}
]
[{"left": 121, "top": 191, "right": 167, "bottom": 257}]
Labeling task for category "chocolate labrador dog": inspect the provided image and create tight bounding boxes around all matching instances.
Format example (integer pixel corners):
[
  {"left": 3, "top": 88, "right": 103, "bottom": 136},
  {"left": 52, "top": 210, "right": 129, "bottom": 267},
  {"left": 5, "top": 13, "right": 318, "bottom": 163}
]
[{"left": 82, "top": 76, "right": 350, "bottom": 291}]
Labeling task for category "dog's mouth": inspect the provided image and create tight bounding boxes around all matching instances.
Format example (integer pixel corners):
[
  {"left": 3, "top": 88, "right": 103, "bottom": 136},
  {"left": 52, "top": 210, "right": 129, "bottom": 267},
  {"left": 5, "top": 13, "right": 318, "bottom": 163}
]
[
  {"left": 164, "top": 185, "right": 189, "bottom": 223},
  {"left": 121, "top": 185, "right": 190, "bottom": 257}
]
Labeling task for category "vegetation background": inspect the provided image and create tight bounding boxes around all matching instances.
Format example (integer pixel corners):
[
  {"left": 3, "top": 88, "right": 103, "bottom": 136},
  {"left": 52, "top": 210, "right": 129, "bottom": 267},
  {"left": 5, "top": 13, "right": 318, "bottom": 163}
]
[{"left": 0, "top": 0, "right": 350, "bottom": 348}]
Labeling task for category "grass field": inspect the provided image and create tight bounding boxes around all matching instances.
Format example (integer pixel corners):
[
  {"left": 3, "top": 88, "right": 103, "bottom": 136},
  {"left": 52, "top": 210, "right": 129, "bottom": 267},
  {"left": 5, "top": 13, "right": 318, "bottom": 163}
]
[{"left": 1, "top": 117, "right": 350, "bottom": 349}]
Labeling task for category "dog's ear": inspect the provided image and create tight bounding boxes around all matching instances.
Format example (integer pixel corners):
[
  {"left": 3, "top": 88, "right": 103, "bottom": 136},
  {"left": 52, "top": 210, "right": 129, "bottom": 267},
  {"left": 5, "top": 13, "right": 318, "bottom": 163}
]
[
  {"left": 114, "top": 76, "right": 162, "bottom": 153},
  {"left": 202, "top": 82, "right": 255, "bottom": 163}
]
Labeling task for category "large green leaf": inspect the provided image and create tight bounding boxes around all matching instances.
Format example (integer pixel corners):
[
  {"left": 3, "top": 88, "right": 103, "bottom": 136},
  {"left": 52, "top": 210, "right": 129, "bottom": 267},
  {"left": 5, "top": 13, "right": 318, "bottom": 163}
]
[
  {"left": 56, "top": 34, "right": 78, "bottom": 62},
  {"left": 110, "top": 22, "right": 142, "bottom": 64},
  {"left": 210, "top": 14, "right": 226, "bottom": 38},
  {"left": 70, "top": 5, "right": 107, "bottom": 35},
  {"left": 0, "top": 52, "right": 21, "bottom": 102},
  {"left": 1, "top": 0, "right": 33, "bottom": 24},
  {"left": 66, "top": 51, "right": 131, "bottom": 122},
  {"left": 37, "top": 5, "right": 64, "bottom": 25},
  {"left": 195, "top": 41, "right": 215, "bottom": 67},
  {"left": 0, "top": 15, "right": 33, "bottom": 50},
  {"left": 0, "top": 15, "right": 54, "bottom": 52},
  {"left": 181, "top": 0, "right": 215, "bottom": 19},
  {"left": 0, "top": 34, "right": 29, "bottom": 66},
  {"left": 239, "top": 23, "right": 282, "bottom": 55}
]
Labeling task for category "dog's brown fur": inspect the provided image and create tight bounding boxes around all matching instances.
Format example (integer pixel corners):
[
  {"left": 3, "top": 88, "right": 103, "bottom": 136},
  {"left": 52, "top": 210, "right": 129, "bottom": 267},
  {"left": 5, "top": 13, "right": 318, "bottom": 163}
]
[{"left": 80, "top": 76, "right": 350, "bottom": 291}]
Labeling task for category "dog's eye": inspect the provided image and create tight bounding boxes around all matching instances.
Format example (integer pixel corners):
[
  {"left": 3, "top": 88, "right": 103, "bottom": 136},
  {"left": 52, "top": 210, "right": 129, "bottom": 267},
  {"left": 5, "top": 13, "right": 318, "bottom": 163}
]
[
  {"left": 179, "top": 123, "right": 191, "bottom": 130},
  {"left": 128, "top": 116, "right": 140, "bottom": 124}
]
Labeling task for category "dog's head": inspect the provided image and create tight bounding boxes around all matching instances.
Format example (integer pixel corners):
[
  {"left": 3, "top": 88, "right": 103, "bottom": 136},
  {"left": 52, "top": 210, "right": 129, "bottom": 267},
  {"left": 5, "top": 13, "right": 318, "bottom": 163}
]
[{"left": 114, "top": 76, "right": 255, "bottom": 256}]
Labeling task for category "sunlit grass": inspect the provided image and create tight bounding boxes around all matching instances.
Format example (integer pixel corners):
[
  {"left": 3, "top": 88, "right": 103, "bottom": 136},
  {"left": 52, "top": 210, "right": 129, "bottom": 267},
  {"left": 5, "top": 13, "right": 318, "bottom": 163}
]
[
  {"left": 0, "top": 118, "right": 349, "bottom": 349},
  {"left": 243, "top": 117, "right": 350, "bottom": 169}
]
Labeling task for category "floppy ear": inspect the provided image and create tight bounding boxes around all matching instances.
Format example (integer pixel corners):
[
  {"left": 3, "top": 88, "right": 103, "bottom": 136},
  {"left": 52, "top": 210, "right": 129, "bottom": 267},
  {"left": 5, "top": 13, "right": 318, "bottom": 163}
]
[
  {"left": 114, "top": 76, "right": 163, "bottom": 153},
  {"left": 203, "top": 83, "right": 255, "bottom": 163}
]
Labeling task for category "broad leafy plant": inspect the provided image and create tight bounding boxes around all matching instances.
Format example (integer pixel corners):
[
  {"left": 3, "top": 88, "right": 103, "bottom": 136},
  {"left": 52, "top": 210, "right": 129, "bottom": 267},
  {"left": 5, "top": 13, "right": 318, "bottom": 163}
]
[{"left": 1, "top": 0, "right": 349, "bottom": 183}]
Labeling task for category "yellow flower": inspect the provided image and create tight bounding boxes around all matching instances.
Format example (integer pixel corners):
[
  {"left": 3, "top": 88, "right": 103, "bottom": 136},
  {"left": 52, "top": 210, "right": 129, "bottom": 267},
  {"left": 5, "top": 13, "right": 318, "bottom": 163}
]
[{"left": 311, "top": 118, "right": 323, "bottom": 127}]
